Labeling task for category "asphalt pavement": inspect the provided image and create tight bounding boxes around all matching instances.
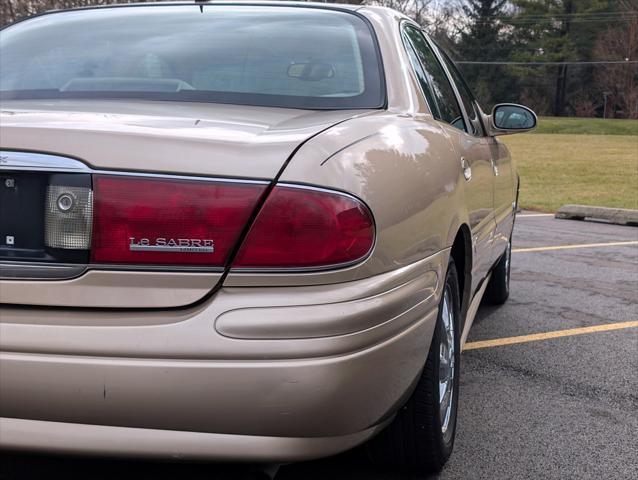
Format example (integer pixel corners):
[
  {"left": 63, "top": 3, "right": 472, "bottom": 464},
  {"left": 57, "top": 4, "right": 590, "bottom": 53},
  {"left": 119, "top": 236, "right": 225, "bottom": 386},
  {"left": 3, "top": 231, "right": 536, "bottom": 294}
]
[{"left": 1, "top": 212, "right": 637, "bottom": 480}]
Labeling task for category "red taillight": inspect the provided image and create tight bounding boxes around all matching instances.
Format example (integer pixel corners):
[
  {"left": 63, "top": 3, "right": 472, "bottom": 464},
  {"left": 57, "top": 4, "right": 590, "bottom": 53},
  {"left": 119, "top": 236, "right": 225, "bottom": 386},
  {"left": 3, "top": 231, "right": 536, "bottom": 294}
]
[
  {"left": 90, "top": 175, "right": 373, "bottom": 270},
  {"left": 91, "top": 175, "right": 265, "bottom": 266},
  {"left": 233, "top": 186, "right": 374, "bottom": 269}
]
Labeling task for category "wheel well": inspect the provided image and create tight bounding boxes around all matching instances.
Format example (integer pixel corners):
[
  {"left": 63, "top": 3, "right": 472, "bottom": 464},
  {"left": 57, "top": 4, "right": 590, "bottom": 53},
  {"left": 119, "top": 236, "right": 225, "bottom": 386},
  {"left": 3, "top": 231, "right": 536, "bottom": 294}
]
[{"left": 450, "top": 225, "right": 472, "bottom": 322}]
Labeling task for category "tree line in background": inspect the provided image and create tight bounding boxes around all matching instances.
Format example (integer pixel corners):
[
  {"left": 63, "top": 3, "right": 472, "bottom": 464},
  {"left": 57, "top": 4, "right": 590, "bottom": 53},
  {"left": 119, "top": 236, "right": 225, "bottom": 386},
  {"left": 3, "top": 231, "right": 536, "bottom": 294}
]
[
  {"left": 362, "top": 0, "right": 637, "bottom": 118},
  {"left": 452, "top": 0, "right": 637, "bottom": 118},
  {"left": 1, "top": 0, "right": 637, "bottom": 118}
]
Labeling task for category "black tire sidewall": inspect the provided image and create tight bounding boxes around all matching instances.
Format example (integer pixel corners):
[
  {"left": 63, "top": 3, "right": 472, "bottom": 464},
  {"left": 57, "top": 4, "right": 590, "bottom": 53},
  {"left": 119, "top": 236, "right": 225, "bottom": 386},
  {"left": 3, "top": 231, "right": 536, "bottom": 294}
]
[
  {"left": 505, "top": 239, "right": 512, "bottom": 294},
  {"left": 432, "top": 260, "right": 462, "bottom": 456},
  {"left": 364, "top": 258, "right": 463, "bottom": 472},
  {"left": 485, "top": 238, "right": 512, "bottom": 305}
]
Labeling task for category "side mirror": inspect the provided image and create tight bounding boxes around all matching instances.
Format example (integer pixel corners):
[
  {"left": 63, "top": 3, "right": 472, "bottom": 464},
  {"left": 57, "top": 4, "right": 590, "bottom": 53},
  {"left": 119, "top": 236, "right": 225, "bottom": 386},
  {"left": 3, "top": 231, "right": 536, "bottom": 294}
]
[{"left": 488, "top": 103, "right": 537, "bottom": 136}]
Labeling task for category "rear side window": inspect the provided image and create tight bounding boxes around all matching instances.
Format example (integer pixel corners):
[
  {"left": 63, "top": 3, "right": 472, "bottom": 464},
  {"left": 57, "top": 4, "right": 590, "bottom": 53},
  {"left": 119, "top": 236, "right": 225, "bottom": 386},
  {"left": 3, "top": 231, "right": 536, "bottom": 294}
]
[
  {"left": 403, "top": 25, "right": 465, "bottom": 132},
  {"left": 403, "top": 32, "right": 441, "bottom": 119},
  {"left": 434, "top": 44, "right": 484, "bottom": 136},
  {"left": 0, "top": 5, "right": 384, "bottom": 110}
]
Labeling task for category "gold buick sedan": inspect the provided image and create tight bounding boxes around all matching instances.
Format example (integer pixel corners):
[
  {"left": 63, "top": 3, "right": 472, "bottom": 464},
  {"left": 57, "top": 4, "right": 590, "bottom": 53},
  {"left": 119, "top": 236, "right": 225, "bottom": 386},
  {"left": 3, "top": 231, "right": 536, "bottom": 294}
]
[{"left": 0, "top": 1, "right": 536, "bottom": 473}]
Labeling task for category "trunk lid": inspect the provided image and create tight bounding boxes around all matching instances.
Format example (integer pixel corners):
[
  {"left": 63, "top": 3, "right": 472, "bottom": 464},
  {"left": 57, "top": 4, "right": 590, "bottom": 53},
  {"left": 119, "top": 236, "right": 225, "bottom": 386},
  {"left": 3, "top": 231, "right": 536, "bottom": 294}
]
[
  {"left": 1, "top": 100, "right": 367, "bottom": 178},
  {"left": 0, "top": 100, "right": 372, "bottom": 309}
]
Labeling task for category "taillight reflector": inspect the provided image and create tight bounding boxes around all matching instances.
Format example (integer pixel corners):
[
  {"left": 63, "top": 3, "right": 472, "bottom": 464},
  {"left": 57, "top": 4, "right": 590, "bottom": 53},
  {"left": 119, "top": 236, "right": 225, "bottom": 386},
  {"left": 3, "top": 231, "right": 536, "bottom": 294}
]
[
  {"left": 233, "top": 186, "right": 374, "bottom": 269},
  {"left": 91, "top": 175, "right": 265, "bottom": 266}
]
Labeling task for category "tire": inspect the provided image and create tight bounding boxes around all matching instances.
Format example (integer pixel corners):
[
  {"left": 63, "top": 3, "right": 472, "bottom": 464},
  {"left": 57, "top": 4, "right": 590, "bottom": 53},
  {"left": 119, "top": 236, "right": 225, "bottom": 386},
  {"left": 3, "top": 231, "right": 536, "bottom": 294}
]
[
  {"left": 484, "top": 238, "right": 511, "bottom": 305},
  {"left": 366, "top": 258, "right": 461, "bottom": 473}
]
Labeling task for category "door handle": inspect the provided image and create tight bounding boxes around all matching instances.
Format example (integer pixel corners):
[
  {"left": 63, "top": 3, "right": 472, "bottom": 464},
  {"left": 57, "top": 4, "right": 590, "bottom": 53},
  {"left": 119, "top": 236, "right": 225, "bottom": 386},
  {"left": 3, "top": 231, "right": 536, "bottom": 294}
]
[{"left": 461, "top": 157, "right": 472, "bottom": 181}]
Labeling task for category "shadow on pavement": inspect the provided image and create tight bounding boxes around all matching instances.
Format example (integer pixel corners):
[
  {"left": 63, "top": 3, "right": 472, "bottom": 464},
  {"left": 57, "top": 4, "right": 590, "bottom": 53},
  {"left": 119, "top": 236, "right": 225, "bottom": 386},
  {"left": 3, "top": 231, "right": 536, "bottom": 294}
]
[{"left": 0, "top": 450, "right": 443, "bottom": 480}]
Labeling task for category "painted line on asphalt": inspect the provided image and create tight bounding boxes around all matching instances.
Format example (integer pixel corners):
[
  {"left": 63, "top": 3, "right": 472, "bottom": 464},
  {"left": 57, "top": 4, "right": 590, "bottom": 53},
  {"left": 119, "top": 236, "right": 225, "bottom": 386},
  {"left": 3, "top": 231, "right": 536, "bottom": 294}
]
[
  {"left": 463, "top": 321, "right": 638, "bottom": 351},
  {"left": 512, "top": 240, "right": 638, "bottom": 253},
  {"left": 517, "top": 213, "right": 554, "bottom": 217}
]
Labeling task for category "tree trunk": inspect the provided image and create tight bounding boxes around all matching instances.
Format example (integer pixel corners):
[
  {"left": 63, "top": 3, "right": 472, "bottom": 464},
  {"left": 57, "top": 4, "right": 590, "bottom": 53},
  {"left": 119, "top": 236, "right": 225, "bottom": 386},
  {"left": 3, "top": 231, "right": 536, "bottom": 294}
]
[
  {"left": 554, "top": 0, "right": 573, "bottom": 116},
  {"left": 554, "top": 64, "right": 569, "bottom": 116}
]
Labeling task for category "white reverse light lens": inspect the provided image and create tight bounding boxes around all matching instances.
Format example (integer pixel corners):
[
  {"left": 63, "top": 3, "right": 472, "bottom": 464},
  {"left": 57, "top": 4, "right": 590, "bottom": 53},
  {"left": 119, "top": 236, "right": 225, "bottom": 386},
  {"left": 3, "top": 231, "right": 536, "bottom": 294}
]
[{"left": 45, "top": 185, "right": 93, "bottom": 249}]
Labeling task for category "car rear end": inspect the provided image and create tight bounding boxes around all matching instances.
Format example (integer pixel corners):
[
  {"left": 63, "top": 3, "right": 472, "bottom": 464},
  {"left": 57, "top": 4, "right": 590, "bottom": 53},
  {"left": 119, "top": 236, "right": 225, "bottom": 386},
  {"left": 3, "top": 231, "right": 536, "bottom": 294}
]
[
  {"left": 0, "top": 143, "right": 441, "bottom": 460},
  {"left": 0, "top": 3, "right": 442, "bottom": 461}
]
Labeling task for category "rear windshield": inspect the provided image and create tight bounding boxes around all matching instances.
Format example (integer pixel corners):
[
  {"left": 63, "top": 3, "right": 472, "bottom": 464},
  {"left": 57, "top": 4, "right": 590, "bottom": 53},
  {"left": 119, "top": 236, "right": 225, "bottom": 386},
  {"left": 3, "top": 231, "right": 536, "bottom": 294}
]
[{"left": 0, "top": 5, "right": 384, "bottom": 110}]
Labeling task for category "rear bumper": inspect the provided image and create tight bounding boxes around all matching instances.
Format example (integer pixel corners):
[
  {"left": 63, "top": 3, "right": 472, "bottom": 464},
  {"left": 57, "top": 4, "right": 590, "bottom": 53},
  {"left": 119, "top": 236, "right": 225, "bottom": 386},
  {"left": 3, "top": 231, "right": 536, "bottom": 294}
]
[
  {"left": 0, "top": 313, "right": 434, "bottom": 461},
  {"left": 0, "top": 252, "right": 446, "bottom": 461},
  {"left": 0, "top": 417, "right": 390, "bottom": 462}
]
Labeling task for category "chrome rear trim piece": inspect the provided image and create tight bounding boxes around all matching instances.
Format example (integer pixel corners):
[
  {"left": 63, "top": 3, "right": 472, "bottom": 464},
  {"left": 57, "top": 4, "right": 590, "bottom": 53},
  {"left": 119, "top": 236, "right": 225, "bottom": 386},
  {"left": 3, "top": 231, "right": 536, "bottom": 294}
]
[
  {"left": 0, "top": 261, "right": 225, "bottom": 281},
  {"left": 0, "top": 151, "right": 90, "bottom": 173},
  {"left": 0, "top": 150, "right": 269, "bottom": 184},
  {"left": 0, "top": 262, "right": 87, "bottom": 280}
]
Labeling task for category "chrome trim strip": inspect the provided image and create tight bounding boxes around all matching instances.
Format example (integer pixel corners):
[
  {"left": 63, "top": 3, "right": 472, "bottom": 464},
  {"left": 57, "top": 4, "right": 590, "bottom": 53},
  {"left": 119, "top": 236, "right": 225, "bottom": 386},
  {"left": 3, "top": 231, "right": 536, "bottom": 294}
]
[
  {"left": 91, "top": 170, "right": 270, "bottom": 185},
  {"left": 229, "top": 259, "right": 368, "bottom": 274},
  {"left": 0, "top": 151, "right": 90, "bottom": 172},
  {"left": 276, "top": 181, "right": 373, "bottom": 204},
  {"left": 0, "top": 150, "right": 270, "bottom": 185},
  {"left": 0, "top": 261, "right": 225, "bottom": 280},
  {"left": 0, "top": 262, "right": 87, "bottom": 280},
  {"left": 89, "top": 264, "right": 224, "bottom": 273}
]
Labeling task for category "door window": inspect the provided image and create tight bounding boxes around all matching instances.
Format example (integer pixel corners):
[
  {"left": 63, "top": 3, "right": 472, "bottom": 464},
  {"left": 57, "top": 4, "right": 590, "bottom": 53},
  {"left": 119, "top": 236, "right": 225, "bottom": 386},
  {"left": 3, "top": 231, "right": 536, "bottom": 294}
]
[
  {"left": 402, "top": 25, "right": 466, "bottom": 133},
  {"left": 434, "top": 44, "right": 484, "bottom": 136}
]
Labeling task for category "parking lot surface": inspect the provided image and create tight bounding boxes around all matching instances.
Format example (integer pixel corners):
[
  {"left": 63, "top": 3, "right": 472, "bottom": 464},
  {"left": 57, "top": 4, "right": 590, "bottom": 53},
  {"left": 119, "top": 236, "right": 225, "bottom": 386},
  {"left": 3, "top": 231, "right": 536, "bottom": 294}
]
[{"left": 1, "top": 212, "right": 637, "bottom": 480}]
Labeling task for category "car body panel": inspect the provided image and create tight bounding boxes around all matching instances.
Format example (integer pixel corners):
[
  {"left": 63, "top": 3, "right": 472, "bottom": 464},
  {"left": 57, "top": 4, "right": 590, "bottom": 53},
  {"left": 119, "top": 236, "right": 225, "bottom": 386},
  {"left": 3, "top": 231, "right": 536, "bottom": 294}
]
[
  {"left": 437, "top": 122, "right": 497, "bottom": 293},
  {"left": 489, "top": 137, "right": 516, "bottom": 263},
  {"left": 0, "top": 270, "right": 222, "bottom": 309},
  {"left": 0, "top": 251, "right": 446, "bottom": 357}
]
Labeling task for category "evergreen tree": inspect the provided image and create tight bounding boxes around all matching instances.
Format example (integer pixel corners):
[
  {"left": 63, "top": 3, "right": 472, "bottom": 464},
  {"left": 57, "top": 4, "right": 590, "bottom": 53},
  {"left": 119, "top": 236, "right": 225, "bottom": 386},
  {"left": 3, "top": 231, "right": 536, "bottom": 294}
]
[
  {"left": 508, "top": 0, "right": 613, "bottom": 116},
  {"left": 457, "top": 0, "right": 517, "bottom": 110}
]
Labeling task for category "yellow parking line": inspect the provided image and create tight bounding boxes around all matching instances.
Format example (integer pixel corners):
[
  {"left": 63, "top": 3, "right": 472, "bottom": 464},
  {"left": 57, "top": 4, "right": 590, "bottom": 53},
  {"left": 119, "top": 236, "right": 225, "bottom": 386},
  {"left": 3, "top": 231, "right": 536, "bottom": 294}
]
[
  {"left": 513, "top": 241, "right": 638, "bottom": 253},
  {"left": 517, "top": 213, "right": 554, "bottom": 217},
  {"left": 463, "top": 321, "right": 638, "bottom": 351}
]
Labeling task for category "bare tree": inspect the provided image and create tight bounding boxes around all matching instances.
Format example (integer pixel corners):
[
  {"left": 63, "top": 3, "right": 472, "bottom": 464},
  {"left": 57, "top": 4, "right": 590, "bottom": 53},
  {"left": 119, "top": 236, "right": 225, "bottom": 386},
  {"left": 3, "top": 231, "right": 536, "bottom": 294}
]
[
  {"left": 363, "top": 0, "right": 459, "bottom": 51},
  {"left": 594, "top": 18, "right": 638, "bottom": 119},
  {"left": 1, "top": 0, "right": 461, "bottom": 50},
  {"left": 1, "top": 0, "right": 159, "bottom": 25},
  {"left": 366, "top": 0, "right": 432, "bottom": 24}
]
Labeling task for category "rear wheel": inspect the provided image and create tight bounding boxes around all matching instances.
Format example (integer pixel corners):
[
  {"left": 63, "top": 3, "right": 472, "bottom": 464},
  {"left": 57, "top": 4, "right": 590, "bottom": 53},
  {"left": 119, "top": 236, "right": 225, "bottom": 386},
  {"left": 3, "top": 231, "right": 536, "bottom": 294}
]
[
  {"left": 484, "top": 238, "right": 511, "bottom": 305},
  {"left": 366, "top": 258, "right": 461, "bottom": 473}
]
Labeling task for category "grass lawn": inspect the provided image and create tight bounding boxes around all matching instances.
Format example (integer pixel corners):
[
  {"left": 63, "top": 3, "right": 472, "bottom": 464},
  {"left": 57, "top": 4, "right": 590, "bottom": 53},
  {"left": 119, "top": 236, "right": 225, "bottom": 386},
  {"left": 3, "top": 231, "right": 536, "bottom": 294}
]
[
  {"left": 534, "top": 116, "right": 638, "bottom": 136},
  {"left": 500, "top": 117, "right": 638, "bottom": 212}
]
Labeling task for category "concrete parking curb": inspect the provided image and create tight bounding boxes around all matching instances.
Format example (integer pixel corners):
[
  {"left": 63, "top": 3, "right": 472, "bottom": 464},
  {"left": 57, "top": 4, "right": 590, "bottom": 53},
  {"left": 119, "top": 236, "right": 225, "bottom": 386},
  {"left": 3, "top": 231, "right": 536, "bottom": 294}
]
[{"left": 555, "top": 205, "right": 638, "bottom": 226}]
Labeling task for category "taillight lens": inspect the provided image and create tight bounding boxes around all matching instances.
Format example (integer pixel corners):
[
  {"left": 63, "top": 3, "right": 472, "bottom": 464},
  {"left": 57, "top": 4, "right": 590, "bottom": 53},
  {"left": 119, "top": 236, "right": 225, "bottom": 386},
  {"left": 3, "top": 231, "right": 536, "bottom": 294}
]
[
  {"left": 91, "top": 175, "right": 265, "bottom": 266},
  {"left": 233, "top": 186, "right": 374, "bottom": 269}
]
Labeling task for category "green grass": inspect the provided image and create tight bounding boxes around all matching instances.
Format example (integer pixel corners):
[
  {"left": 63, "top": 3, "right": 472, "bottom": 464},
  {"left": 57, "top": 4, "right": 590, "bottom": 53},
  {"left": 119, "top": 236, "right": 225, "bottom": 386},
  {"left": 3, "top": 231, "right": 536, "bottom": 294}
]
[
  {"left": 534, "top": 116, "right": 638, "bottom": 136},
  {"left": 500, "top": 131, "right": 638, "bottom": 212}
]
